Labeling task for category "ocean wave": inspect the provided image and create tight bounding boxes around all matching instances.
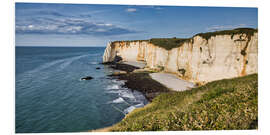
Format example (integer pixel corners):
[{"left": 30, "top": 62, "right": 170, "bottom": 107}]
[
  {"left": 106, "top": 84, "right": 120, "bottom": 90},
  {"left": 111, "top": 79, "right": 126, "bottom": 85},
  {"left": 134, "top": 103, "right": 144, "bottom": 108},
  {"left": 25, "top": 54, "right": 89, "bottom": 75},
  {"left": 90, "top": 62, "right": 98, "bottom": 65},
  {"left": 123, "top": 106, "right": 136, "bottom": 114},
  {"left": 119, "top": 91, "right": 135, "bottom": 99},
  {"left": 108, "top": 97, "right": 125, "bottom": 104},
  {"left": 58, "top": 54, "right": 89, "bottom": 70},
  {"left": 123, "top": 103, "right": 145, "bottom": 114}
]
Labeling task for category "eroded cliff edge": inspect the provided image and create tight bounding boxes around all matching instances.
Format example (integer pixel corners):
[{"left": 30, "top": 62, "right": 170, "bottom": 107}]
[{"left": 103, "top": 28, "right": 258, "bottom": 83}]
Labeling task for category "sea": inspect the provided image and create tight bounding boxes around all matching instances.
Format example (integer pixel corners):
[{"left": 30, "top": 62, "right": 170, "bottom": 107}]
[{"left": 15, "top": 47, "right": 148, "bottom": 133}]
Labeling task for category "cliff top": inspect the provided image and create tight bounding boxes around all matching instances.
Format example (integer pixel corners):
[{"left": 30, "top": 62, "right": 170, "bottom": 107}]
[
  {"left": 195, "top": 28, "right": 258, "bottom": 41},
  {"left": 111, "top": 28, "right": 257, "bottom": 50}
]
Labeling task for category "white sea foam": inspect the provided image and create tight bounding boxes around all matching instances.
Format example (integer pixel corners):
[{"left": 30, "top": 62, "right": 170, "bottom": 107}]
[
  {"left": 90, "top": 62, "right": 98, "bottom": 65},
  {"left": 110, "top": 97, "right": 125, "bottom": 103},
  {"left": 120, "top": 91, "right": 135, "bottom": 99},
  {"left": 123, "top": 103, "right": 145, "bottom": 114},
  {"left": 112, "top": 79, "right": 126, "bottom": 85},
  {"left": 25, "top": 54, "right": 89, "bottom": 75},
  {"left": 134, "top": 103, "right": 144, "bottom": 108},
  {"left": 58, "top": 55, "right": 88, "bottom": 70},
  {"left": 106, "top": 84, "right": 120, "bottom": 90},
  {"left": 124, "top": 106, "right": 136, "bottom": 114},
  {"left": 105, "top": 90, "right": 122, "bottom": 94},
  {"left": 27, "top": 59, "right": 66, "bottom": 74}
]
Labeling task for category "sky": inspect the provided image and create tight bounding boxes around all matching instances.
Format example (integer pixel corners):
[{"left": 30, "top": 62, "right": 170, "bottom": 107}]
[{"left": 15, "top": 3, "right": 258, "bottom": 47}]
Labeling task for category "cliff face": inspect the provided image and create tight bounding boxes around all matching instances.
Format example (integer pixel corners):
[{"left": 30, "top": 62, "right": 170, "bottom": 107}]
[{"left": 103, "top": 31, "right": 258, "bottom": 83}]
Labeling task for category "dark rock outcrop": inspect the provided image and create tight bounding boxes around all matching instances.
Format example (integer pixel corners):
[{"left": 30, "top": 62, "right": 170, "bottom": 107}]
[{"left": 81, "top": 76, "right": 93, "bottom": 80}]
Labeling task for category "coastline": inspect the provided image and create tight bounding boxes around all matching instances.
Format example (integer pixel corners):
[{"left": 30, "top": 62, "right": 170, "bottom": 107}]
[
  {"left": 107, "top": 62, "right": 172, "bottom": 101},
  {"left": 90, "top": 61, "right": 192, "bottom": 132},
  {"left": 90, "top": 60, "right": 258, "bottom": 131}
]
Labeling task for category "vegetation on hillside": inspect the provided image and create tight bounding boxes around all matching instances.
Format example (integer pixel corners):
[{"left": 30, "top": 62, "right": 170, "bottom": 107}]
[
  {"left": 149, "top": 38, "right": 192, "bottom": 50},
  {"left": 112, "top": 40, "right": 149, "bottom": 44},
  {"left": 110, "top": 74, "right": 258, "bottom": 131},
  {"left": 195, "top": 28, "right": 258, "bottom": 40}
]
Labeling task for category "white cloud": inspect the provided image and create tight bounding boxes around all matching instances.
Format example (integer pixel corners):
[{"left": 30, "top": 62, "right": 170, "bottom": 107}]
[
  {"left": 28, "top": 25, "right": 33, "bottom": 28},
  {"left": 206, "top": 24, "right": 250, "bottom": 31},
  {"left": 126, "top": 8, "right": 137, "bottom": 12},
  {"left": 16, "top": 17, "right": 138, "bottom": 36}
]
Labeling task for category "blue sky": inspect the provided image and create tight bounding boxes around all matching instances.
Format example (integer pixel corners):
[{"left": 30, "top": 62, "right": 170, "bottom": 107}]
[{"left": 15, "top": 3, "right": 258, "bottom": 47}]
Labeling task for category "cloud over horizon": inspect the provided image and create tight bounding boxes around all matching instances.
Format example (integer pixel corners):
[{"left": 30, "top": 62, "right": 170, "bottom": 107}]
[
  {"left": 205, "top": 24, "right": 255, "bottom": 31},
  {"left": 16, "top": 9, "right": 139, "bottom": 36}
]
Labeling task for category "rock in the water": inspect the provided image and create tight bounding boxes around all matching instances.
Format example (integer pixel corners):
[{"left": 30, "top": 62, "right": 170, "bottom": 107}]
[
  {"left": 96, "top": 67, "right": 101, "bottom": 69},
  {"left": 81, "top": 76, "right": 93, "bottom": 80}
]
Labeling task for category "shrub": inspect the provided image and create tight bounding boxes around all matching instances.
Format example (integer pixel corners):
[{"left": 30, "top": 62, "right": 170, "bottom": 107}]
[
  {"left": 149, "top": 38, "right": 191, "bottom": 50},
  {"left": 194, "top": 28, "right": 258, "bottom": 41}
]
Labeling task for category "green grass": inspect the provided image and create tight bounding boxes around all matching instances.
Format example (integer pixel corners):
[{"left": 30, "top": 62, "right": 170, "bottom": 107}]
[
  {"left": 149, "top": 38, "right": 192, "bottom": 50},
  {"left": 195, "top": 28, "right": 258, "bottom": 41},
  {"left": 110, "top": 74, "right": 258, "bottom": 131},
  {"left": 112, "top": 40, "right": 149, "bottom": 44}
]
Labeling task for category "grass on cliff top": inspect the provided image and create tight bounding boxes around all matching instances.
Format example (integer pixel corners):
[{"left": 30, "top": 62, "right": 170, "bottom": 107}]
[
  {"left": 110, "top": 74, "right": 258, "bottom": 131},
  {"left": 195, "top": 28, "right": 258, "bottom": 40},
  {"left": 112, "top": 40, "right": 149, "bottom": 44},
  {"left": 149, "top": 38, "right": 192, "bottom": 50}
]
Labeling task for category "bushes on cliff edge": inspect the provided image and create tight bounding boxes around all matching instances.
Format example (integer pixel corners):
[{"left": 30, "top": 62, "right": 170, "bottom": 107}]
[
  {"left": 195, "top": 28, "right": 258, "bottom": 40},
  {"left": 149, "top": 38, "right": 191, "bottom": 50},
  {"left": 110, "top": 74, "right": 258, "bottom": 131}
]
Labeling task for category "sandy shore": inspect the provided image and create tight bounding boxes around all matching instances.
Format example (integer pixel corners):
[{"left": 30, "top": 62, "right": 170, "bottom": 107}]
[
  {"left": 150, "top": 73, "right": 195, "bottom": 91},
  {"left": 121, "top": 61, "right": 195, "bottom": 92}
]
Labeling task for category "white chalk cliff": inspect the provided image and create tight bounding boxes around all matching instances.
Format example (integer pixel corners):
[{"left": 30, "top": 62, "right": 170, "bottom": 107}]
[{"left": 103, "top": 29, "right": 258, "bottom": 83}]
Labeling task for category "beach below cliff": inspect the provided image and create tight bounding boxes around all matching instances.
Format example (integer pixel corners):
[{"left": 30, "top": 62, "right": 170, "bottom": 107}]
[
  {"left": 106, "top": 61, "right": 195, "bottom": 101},
  {"left": 150, "top": 73, "right": 195, "bottom": 91},
  {"left": 92, "top": 61, "right": 195, "bottom": 132}
]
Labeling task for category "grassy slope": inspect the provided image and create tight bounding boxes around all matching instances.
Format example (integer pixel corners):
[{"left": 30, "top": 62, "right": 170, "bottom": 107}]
[{"left": 110, "top": 74, "right": 258, "bottom": 131}]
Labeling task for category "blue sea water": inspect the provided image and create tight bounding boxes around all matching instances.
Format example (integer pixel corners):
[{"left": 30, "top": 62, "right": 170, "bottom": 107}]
[{"left": 15, "top": 47, "right": 148, "bottom": 133}]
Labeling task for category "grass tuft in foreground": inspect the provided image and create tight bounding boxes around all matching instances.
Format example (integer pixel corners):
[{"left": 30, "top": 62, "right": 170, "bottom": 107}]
[{"left": 110, "top": 74, "right": 258, "bottom": 131}]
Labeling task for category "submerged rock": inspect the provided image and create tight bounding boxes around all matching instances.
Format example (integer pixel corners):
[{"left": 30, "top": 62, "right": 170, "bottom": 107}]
[{"left": 81, "top": 76, "right": 93, "bottom": 80}]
